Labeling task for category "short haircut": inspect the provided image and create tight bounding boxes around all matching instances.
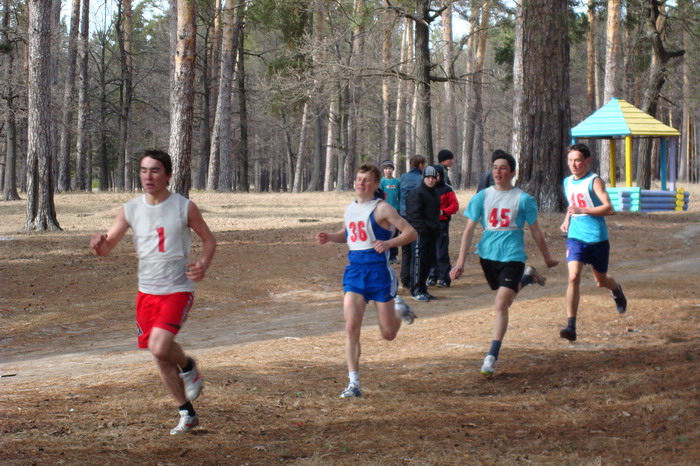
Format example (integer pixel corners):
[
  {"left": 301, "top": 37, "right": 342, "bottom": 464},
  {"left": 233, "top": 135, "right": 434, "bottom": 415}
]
[
  {"left": 569, "top": 143, "right": 591, "bottom": 159},
  {"left": 492, "top": 150, "right": 516, "bottom": 172},
  {"left": 409, "top": 155, "right": 428, "bottom": 169},
  {"left": 140, "top": 149, "right": 172, "bottom": 175},
  {"left": 437, "top": 149, "right": 454, "bottom": 162},
  {"left": 357, "top": 162, "right": 381, "bottom": 183}
]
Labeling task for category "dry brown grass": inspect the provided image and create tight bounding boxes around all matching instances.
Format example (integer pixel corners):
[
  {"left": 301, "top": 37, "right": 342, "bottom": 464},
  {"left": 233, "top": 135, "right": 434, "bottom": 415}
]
[{"left": 1, "top": 186, "right": 699, "bottom": 464}]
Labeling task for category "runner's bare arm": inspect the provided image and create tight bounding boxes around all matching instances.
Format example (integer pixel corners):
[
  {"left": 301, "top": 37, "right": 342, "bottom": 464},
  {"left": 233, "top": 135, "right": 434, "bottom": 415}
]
[
  {"left": 450, "top": 218, "right": 477, "bottom": 281},
  {"left": 90, "top": 207, "right": 129, "bottom": 256},
  {"left": 529, "top": 221, "right": 559, "bottom": 268},
  {"left": 186, "top": 201, "right": 217, "bottom": 281},
  {"left": 373, "top": 202, "right": 416, "bottom": 253},
  {"left": 316, "top": 228, "right": 346, "bottom": 245}
]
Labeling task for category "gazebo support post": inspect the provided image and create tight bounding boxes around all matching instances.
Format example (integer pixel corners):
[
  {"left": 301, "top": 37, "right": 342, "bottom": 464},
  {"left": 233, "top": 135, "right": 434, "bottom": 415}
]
[
  {"left": 660, "top": 137, "right": 667, "bottom": 191},
  {"left": 625, "top": 136, "right": 633, "bottom": 187},
  {"left": 609, "top": 139, "right": 617, "bottom": 187}
]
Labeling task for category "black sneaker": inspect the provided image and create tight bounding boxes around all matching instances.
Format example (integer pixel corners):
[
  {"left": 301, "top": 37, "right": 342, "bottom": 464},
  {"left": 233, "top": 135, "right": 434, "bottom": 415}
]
[
  {"left": 426, "top": 293, "right": 438, "bottom": 301},
  {"left": 426, "top": 277, "right": 437, "bottom": 287},
  {"left": 612, "top": 284, "right": 627, "bottom": 314},
  {"left": 560, "top": 327, "right": 577, "bottom": 342},
  {"left": 437, "top": 279, "right": 450, "bottom": 288}
]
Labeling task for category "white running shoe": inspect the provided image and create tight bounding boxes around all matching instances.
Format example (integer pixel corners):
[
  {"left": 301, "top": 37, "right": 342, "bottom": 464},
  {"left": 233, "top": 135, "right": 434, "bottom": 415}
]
[
  {"left": 179, "top": 359, "right": 203, "bottom": 401},
  {"left": 340, "top": 383, "right": 362, "bottom": 398},
  {"left": 394, "top": 296, "right": 416, "bottom": 325},
  {"left": 480, "top": 355, "right": 497, "bottom": 377},
  {"left": 170, "top": 410, "right": 199, "bottom": 435}
]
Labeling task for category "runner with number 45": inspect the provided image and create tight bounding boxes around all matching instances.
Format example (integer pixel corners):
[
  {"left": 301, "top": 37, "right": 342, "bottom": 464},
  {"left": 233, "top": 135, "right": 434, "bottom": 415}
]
[{"left": 450, "top": 151, "right": 558, "bottom": 377}]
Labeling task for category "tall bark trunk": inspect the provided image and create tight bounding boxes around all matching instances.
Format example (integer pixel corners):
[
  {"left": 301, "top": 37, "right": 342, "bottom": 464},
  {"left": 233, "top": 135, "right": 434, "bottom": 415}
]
[
  {"left": 441, "top": 3, "right": 458, "bottom": 181},
  {"left": 342, "top": 0, "right": 367, "bottom": 190},
  {"left": 511, "top": 0, "right": 570, "bottom": 213},
  {"left": 195, "top": 0, "right": 222, "bottom": 190},
  {"left": 119, "top": 0, "right": 134, "bottom": 191},
  {"left": 207, "top": 0, "right": 237, "bottom": 191},
  {"left": 57, "top": 0, "right": 80, "bottom": 192},
  {"left": 2, "top": 0, "right": 19, "bottom": 200},
  {"left": 236, "top": 1, "right": 249, "bottom": 192},
  {"left": 98, "top": 24, "right": 109, "bottom": 191},
  {"left": 636, "top": 1, "right": 684, "bottom": 189},
  {"left": 292, "top": 101, "right": 309, "bottom": 192},
  {"left": 324, "top": 94, "right": 340, "bottom": 191},
  {"left": 49, "top": 0, "right": 60, "bottom": 191},
  {"left": 472, "top": 0, "right": 490, "bottom": 180},
  {"left": 393, "top": 19, "right": 408, "bottom": 172},
  {"left": 380, "top": 1, "right": 393, "bottom": 163},
  {"left": 586, "top": 0, "right": 597, "bottom": 113},
  {"left": 460, "top": 0, "right": 479, "bottom": 187},
  {"left": 25, "top": 0, "right": 61, "bottom": 230},
  {"left": 75, "top": 0, "right": 90, "bottom": 191},
  {"left": 404, "top": 22, "right": 415, "bottom": 170},
  {"left": 168, "top": 0, "right": 197, "bottom": 197},
  {"left": 679, "top": 0, "right": 690, "bottom": 182},
  {"left": 413, "top": 0, "right": 433, "bottom": 162},
  {"left": 600, "top": 0, "right": 622, "bottom": 182}
]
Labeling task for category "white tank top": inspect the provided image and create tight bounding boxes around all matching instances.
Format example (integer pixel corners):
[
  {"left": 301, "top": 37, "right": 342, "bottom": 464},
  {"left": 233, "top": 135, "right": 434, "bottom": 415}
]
[
  {"left": 344, "top": 199, "right": 389, "bottom": 251},
  {"left": 482, "top": 187, "right": 522, "bottom": 231},
  {"left": 123, "top": 193, "right": 194, "bottom": 294},
  {"left": 564, "top": 174, "right": 596, "bottom": 217}
]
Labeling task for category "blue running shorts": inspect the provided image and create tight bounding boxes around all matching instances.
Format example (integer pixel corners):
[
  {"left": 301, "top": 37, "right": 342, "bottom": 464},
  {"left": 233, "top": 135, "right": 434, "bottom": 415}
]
[
  {"left": 343, "top": 263, "right": 396, "bottom": 303},
  {"left": 566, "top": 238, "right": 610, "bottom": 273}
]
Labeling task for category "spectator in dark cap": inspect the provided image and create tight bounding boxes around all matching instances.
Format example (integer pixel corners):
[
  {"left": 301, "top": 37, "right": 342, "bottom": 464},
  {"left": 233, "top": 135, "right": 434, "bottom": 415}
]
[
  {"left": 437, "top": 149, "right": 455, "bottom": 186},
  {"left": 405, "top": 165, "right": 440, "bottom": 301},
  {"left": 380, "top": 159, "right": 401, "bottom": 263},
  {"left": 427, "top": 164, "right": 459, "bottom": 288}
]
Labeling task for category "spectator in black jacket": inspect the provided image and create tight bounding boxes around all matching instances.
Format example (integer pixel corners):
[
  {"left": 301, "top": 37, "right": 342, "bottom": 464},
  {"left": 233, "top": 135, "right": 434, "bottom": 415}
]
[
  {"left": 428, "top": 164, "right": 460, "bottom": 287},
  {"left": 405, "top": 165, "right": 441, "bottom": 301}
]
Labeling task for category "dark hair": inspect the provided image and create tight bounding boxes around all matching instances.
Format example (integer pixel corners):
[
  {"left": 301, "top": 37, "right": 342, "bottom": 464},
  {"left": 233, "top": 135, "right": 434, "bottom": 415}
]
[
  {"left": 568, "top": 143, "right": 591, "bottom": 159},
  {"left": 409, "top": 155, "right": 428, "bottom": 169},
  {"left": 357, "top": 162, "right": 381, "bottom": 183},
  {"left": 140, "top": 149, "right": 172, "bottom": 176},
  {"left": 491, "top": 149, "right": 516, "bottom": 172},
  {"left": 437, "top": 149, "right": 454, "bottom": 162}
]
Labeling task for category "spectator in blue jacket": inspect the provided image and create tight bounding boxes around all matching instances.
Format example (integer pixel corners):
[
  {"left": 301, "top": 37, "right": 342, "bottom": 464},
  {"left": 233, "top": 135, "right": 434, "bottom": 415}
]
[{"left": 398, "top": 155, "right": 427, "bottom": 288}]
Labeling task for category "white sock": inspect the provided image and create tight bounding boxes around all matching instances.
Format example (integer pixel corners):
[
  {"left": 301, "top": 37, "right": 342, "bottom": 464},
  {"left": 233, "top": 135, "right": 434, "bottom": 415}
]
[{"left": 349, "top": 371, "right": 360, "bottom": 387}]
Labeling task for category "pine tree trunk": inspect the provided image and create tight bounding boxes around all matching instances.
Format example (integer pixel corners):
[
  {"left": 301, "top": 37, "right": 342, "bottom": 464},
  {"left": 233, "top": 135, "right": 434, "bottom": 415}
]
[
  {"left": 413, "top": 0, "right": 434, "bottom": 162},
  {"left": 292, "top": 102, "right": 309, "bottom": 192},
  {"left": 471, "top": 1, "right": 489, "bottom": 180},
  {"left": 75, "top": 0, "right": 90, "bottom": 191},
  {"left": 600, "top": 0, "right": 622, "bottom": 182},
  {"left": 511, "top": 0, "right": 570, "bottom": 213},
  {"left": 393, "top": 20, "right": 408, "bottom": 171},
  {"left": 342, "top": 0, "right": 366, "bottom": 190},
  {"left": 168, "top": 0, "right": 197, "bottom": 197},
  {"left": 380, "top": 1, "right": 393, "bottom": 163},
  {"left": 208, "top": 0, "right": 237, "bottom": 191},
  {"left": 586, "top": 0, "right": 596, "bottom": 113},
  {"left": 24, "top": 0, "right": 61, "bottom": 231},
  {"left": 324, "top": 95, "right": 339, "bottom": 192},
  {"left": 236, "top": 1, "right": 249, "bottom": 192},
  {"left": 2, "top": 0, "right": 19, "bottom": 200},
  {"left": 460, "top": 0, "right": 480, "bottom": 187},
  {"left": 636, "top": 0, "right": 685, "bottom": 189},
  {"left": 57, "top": 0, "right": 80, "bottom": 192},
  {"left": 121, "top": 0, "right": 134, "bottom": 190},
  {"left": 441, "top": 4, "right": 458, "bottom": 181}
]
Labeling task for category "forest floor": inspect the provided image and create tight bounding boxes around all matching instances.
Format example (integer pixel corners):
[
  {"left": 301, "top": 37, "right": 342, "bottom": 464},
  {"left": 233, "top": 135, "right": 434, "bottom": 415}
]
[{"left": 1, "top": 185, "right": 699, "bottom": 465}]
